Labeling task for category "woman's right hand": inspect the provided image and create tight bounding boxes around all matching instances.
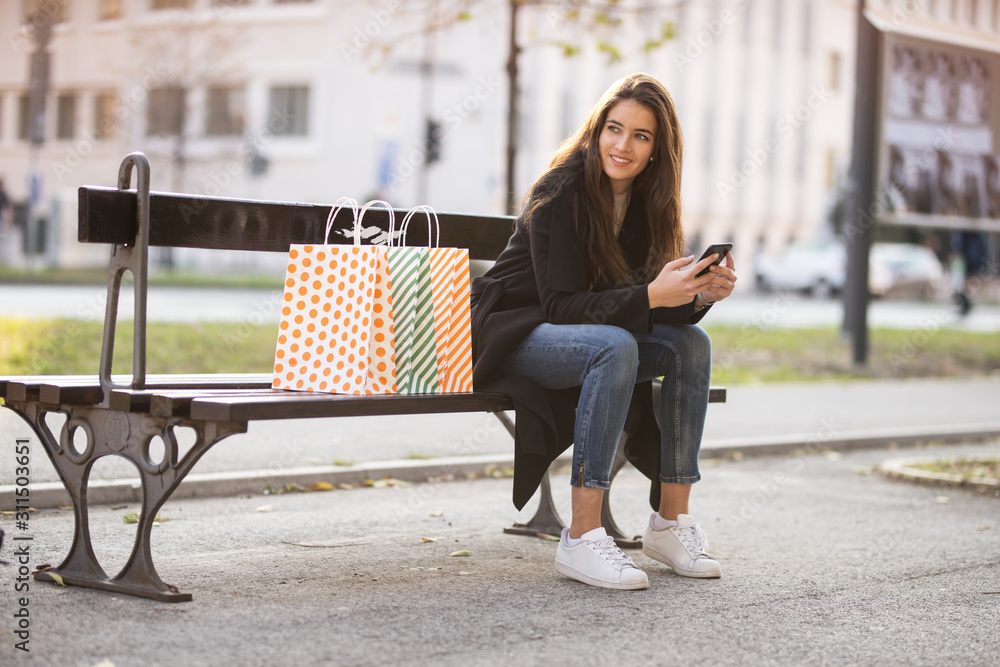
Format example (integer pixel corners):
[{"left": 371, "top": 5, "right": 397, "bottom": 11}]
[{"left": 647, "top": 254, "right": 718, "bottom": 308}]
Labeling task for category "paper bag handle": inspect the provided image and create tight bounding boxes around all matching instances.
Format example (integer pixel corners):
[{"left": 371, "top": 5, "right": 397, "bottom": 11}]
[
  {"left": 359, "top": 199, "right": 396, "bottom": 247},
  {"left": 325, "top": 197, "right": 360, "bottom": 245},
  {"left": 398, "top": 205, "right": 441, "bottom": 248}
]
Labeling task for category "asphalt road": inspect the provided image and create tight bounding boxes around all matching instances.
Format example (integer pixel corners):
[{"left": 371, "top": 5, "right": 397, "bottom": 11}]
[
  {"left": 3, "top": 283, "right": 1000, "bottom": 331},
  {"left": 1, "top": 441, "right": 996, "bottom": 666}
]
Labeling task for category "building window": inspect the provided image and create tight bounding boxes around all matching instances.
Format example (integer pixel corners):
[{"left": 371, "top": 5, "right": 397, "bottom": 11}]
[
  {"left": 952, "top": 0, "right": 964, "bottom": 22},
  {"left": 151, "top": 0, "right": 192, "bottom": 9},
  {"left": 796, "top": 125, "right": 806, "bottom": 174},
  {"left": 269, "top": 85, "right": 310, "bottom": 137},
  {"left": 147, "top": 87, "right": 186, "bottom": 136},
  {"left": 99, "top": 0, "right": 122, "bottom": 20},
  {"left": 56, "top": 93, "right": 75, "bottom": 140},
  {"left": 802, "top": 0, "right": 812, "bottom": 55},
  {"left": 95, "top": 92, "right": 118, "bottom": 139},
  {"left": 742, "top": 0, "right": 753, "bottom": 44},
  {"left": 828, "top": 52, "right": 841, "bottom": 91},
  {"left": 703, "top": 109, "right": 714, "bottom": 170},
  {"left": 18, "top": 94, "right": 32, "bottom": 141},
  {"left": 964, "top": 0, "right": 978, "bottom": 25},
  {"left": 735, "top": 114, "right": 746, "bottom": 171},
  {"left": 773, "top": 0, "right": 783, "bottom": 50},
  {"left": 206, "top": 86, "right": 245, "bottom": 136},
  {"left": 23, "top": 0, "right": 68, "bottom": 24}
]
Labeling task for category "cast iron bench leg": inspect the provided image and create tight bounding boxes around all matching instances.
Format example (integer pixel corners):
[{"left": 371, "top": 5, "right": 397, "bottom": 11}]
[
  {"left": 496, "top": 414, "right": 643, "bottom": 547},
  {"left": 491, "top": 411, "right": 567, "bottom": 538},
  {"left": 493, "top": 412, "right": 642, "bottom": 549},
  {"left": 6, "top": 401, "right": 245, "bottom": 602}
]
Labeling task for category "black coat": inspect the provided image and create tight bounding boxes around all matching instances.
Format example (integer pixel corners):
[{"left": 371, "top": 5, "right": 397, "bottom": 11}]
[{"left": 471, "top": 183, "right": 710, "bottom": 510}]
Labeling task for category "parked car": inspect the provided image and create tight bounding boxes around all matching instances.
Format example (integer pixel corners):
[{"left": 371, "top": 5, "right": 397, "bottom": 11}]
[
  {"left": 755, "top": 241, "right": 944, "bottom": 299},
  {"left": 869, "top": 242, "right": 945, "bottom": 299},
  {"left": 755, "top": 242, "right": 845, "bottom": 298}
]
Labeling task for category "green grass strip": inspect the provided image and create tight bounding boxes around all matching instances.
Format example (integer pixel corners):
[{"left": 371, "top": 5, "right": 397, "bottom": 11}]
[{"left": 1, "top": 318, "right": 998, "bottom": 382}]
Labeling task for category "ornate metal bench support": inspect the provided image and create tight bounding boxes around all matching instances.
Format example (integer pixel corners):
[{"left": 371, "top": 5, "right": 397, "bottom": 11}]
[
  {"left": 100, "top": 152, "right": 151, "bottom": 396},
  {"left": 9, "top": 401, "right": 245, "bottom": 602},
  {"left": 492, "top": 410, "right": 567, "bottom": 539},
  {"left": 495, "top": 411, "right": 641, "bottom": 547}
]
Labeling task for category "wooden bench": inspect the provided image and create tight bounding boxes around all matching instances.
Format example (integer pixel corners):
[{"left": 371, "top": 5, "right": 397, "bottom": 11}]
[{"left": 0, "top": 153, "right": 725, "bottom": 602}]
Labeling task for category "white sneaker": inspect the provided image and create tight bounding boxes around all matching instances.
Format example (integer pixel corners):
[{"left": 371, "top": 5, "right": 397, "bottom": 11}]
[
  {"left": 642, "top": 513, "right": 722, "bottom": 578},
  {"left": 555, "top": 527, "right": 649, "bottom": 590}
]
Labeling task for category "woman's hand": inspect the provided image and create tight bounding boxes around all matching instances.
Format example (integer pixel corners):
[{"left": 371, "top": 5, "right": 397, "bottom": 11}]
[
  {"left": 647, "top": 254, "right": 718, "bottom": 308},
  {"left": 699, "top": 252, "right": 737, "bottom": 305}
]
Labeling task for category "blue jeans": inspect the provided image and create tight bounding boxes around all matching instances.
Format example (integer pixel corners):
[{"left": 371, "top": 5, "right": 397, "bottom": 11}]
[{"left": 499, "top": 323, "right": 712, "bottom": 489}]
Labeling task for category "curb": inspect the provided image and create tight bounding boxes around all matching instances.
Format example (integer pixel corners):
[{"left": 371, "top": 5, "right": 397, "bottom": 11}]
[
  {"left": 4, "top": 424, "right": 1000, "bottom": 509},
  {"left": 878, "top": 455, "right": 1000, "bottom": 493},
  {"left": 3, "top": 453, "right": 548, "bottom": 510},
  {"left": 699, "top": 422, "right": 1000, "bottom": 459}
]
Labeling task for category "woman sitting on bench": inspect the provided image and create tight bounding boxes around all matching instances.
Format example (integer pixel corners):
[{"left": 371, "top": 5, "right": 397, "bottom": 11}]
[{"left": 470, "top": 72, "right": 737, "bottom": 589}]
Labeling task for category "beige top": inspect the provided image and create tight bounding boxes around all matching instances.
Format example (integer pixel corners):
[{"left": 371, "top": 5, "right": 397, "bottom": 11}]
[{"left": 612, "top": 189, "right": 631, "bottom": 237}]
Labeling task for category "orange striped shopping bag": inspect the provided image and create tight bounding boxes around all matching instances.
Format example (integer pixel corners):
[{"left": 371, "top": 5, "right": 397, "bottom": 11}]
[
  {"left": 400, "top": 206, "right": 473, "bottom": 394},
  {"left": 271, "top": 199, "right": 397, "bottom": 395}
]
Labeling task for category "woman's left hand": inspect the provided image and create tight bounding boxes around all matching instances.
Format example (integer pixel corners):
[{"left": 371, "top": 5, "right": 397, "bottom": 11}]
[{"left": 700, "top": 252, "right": 737, "bottom": 304}]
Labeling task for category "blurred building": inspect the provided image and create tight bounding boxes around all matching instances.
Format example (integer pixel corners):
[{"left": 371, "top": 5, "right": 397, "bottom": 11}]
[{"left": 0, "top": 0, "right": 997, "bottom": 274}]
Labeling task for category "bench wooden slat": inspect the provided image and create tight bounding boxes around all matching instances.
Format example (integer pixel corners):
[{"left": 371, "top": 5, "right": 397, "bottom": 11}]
[
  {"left": 33, "top": 374, "right": 273, "bottom": 405},
  {"left": 2, "top": 376, "right": 112, "bottom": 402},
  {"left": 189, "top": 391, "right": 517, "bottom": 422},
  {"left": 187, "top": 386, "right": 727, "bottom": 423},
  {"left": 109, "top": 387, "right": 282, "bottom": 417},
  {"left": 79, "top": 187, "right": 515, "bottom": 261}
]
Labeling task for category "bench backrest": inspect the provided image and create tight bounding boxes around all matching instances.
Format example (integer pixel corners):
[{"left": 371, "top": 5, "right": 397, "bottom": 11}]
[{"left": 78, "top": 187, "right": 516, "bottom": 260}]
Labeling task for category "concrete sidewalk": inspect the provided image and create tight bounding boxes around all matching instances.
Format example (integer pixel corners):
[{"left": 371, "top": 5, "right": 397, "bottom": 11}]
[
  {"left": 3, "top": 377, "right": 1000, "bottom": 508},
  {"left": 0, "top": 440, "right": 997, "bottom": 666}
]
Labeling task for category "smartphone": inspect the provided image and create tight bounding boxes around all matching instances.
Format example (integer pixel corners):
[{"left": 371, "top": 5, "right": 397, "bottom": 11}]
[{"left": 695, "top": 242, "right": 734, "bottom": 277}]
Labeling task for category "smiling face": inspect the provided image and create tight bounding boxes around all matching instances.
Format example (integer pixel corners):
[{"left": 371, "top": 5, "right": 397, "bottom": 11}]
[{"left": 598, "top": 99, "right": 657, "bottom": 194}]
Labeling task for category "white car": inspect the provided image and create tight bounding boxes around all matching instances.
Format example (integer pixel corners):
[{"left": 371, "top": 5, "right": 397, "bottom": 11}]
[
  {"left": 755, "top": 241, "right": 944, "bottom": 299},
  {"left": 755, "top": 242, "right": 846, "bottom": 298},
  {"left": 869, "top": 242, "right": 945, "bottom": 299}
]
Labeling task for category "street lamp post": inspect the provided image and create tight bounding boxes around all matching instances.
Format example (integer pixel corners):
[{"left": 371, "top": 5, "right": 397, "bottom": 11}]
[
  {"left": 26, "top": 12, "right": 53, "bottom": 266},
  {"left": 843, "top": 0, "right": 882, "bottom": 365}
]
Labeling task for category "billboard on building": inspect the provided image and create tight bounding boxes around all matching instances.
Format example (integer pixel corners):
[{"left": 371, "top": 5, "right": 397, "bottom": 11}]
[{"left": 878, "top": 32, "right": 1000, "bottom": 230}]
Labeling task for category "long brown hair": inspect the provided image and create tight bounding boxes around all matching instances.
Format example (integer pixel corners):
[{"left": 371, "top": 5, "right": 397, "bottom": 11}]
[{"left": 523, "top": 73, "right": 685, "bottom": 289}]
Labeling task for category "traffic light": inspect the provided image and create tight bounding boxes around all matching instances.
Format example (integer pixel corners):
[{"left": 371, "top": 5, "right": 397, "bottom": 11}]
[{"left": 425, "top": 119, "right": 442, "bottom": 164}]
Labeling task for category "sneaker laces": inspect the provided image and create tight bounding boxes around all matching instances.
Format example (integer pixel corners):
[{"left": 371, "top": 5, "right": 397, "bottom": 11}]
[
  {"left": 671, "top": 523, "right": 713, "bottom": 559},
  {"left": 588, "top": 535, "right": 639, "bottom": 570}
]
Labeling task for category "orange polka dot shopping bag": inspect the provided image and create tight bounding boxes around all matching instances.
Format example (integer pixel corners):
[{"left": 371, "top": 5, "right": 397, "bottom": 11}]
[{"left": 272, "top": 198, "right": 397, "bottom": 395}]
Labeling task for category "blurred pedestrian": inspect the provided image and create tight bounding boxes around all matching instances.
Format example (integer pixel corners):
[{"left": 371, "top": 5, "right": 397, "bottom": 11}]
[
  {"left": 0, "top": 178, "right": 11, "bottom": 236},
  {"left": 951, "top": 230, "right": 988, "bottom": 315},
  {"left": 471, "top": 73, "right": 737, "bottom": 589}
]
